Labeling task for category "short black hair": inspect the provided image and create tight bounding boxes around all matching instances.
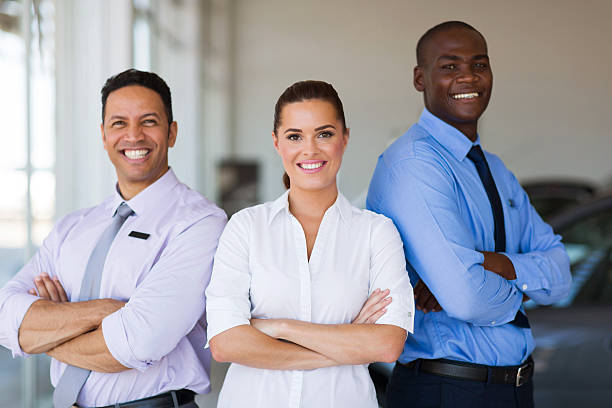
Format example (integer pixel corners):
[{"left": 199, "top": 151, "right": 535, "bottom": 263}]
[
  {"left": 101, "top": 69, "right": 173, "bottom": 123},
  {"left": 416, "top": 21, "right": 486, "bottom": 66}
]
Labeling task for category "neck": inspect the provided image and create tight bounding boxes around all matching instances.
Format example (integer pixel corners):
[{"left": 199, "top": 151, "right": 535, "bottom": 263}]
[
  {"left": 457, "top": 124, "right": 478, "bottom": 142},
  {"left": 288, "top": 184, "right": 339, "bottom": 222},
  {"left": 117, "top": 167, "right": 169, "bottom": 201}
]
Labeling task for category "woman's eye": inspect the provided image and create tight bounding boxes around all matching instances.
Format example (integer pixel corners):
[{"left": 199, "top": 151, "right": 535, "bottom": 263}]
[
  {"left": 287, "top": 134, "right": 301, "bottom": 141},
  {"left": 318, "top": 131, "right": 333, "bottom": 138}
]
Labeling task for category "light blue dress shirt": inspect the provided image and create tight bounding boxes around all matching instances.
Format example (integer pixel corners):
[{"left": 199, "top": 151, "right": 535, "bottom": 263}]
[{"left": 367, "top": 108, "right": 572, "bottom": 366}]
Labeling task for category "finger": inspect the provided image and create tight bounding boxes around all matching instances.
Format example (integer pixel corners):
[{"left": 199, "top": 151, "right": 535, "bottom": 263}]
[
  {"left": 28, "top": 288, "right": 37, "bottom": 296},
  {"left": 41, "top": 273, "right": 60, "bottom": 302},
  {"left": 52, "top": 277, "right": 68, "bottom": 302},
  {"left": 365, "top": 288, "right": 388, "bottom": 307},
  {"left": 413, "top": 280, "right": 424, "bottom": 298},
  {"left": 424, "top": 293, "right": 439, "bottom": 312},
  {"left": 34, "top": 276, "right": 50, "bottom": 300},
  {"left": 360, "top": 289, "right": 389, "bottom": 315},
  {"left": 366, "top": 307, "right": 388, "bottom": 324}
]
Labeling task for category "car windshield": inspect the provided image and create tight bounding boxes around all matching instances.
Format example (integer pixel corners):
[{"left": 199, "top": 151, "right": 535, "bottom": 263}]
[{"left": 534, "top": 207, "right": 612, "bottom": 308}]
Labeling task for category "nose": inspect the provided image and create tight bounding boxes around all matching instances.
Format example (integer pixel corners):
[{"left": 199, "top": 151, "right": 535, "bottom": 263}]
[
  {"left": 125, "top": 123, "right": 145, "bottom": 142},
  {"left": 456, "top": 65, "right": 478, "bottom": 83},
  {"left": 302, "top": 136, "right": 319, "bottom": 156}
]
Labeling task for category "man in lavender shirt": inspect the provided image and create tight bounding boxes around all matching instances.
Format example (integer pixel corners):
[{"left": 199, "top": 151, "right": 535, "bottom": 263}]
[{"left": 0, "top": 69, "right": 226, "bottom": 407}]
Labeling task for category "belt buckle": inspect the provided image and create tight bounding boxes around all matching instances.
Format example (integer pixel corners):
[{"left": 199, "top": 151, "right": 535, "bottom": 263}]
[{"left": 515, "top": 362, "right": 529, "bottom": 387}]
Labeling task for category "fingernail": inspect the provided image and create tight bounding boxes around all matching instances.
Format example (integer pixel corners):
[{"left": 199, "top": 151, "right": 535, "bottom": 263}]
[
  {"left": 35, "top": 277, "right": 41, "bottom": 282},
  {"left": 41, "top": 272, "right": 48, "bottom": 277}
]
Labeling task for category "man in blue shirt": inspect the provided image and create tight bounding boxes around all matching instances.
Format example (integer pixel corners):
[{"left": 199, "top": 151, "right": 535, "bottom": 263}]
[{"left": 367, "top": 21, "right": 572, "bottom": 407}]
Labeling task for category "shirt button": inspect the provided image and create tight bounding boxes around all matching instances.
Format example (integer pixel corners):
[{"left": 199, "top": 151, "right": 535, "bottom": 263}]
[
  {"left": 522, "top": 284, "right": 528, "bottom": 290},
  {"left": 491, "top": 321, "right": 496, "bottom": 325}
]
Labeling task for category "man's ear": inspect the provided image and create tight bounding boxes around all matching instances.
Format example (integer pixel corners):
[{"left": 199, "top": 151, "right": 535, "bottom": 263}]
[
  {"left": 414, "top": 66, "right": 425, "bottom": 92},
  {"left": 168, "top": 121, "right": 178, "bottom": 147},
  {"left": 101, "top": 123, "right": 107, "bottom": 151}
]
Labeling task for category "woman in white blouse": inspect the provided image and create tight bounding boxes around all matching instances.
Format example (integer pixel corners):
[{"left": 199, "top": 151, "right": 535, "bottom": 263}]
[{"left": 206, "top": 80, "right": 414, "bottom": 408}]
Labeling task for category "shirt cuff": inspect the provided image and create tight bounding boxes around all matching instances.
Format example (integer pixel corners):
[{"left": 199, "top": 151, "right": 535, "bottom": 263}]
[
  {"left": 8, "top": 293, "right": 39, "bottom": 358},
  {"left": 504, "top": 252, "right": 543, "bottom": 293},
  {"left": 375, "top": 294, "right": 414, "bottom": 334},
  {"left": 205, "top": 311, "right": 250, "bottom": 348},
  {"left": 101, "top": 311, "right": 149, "bottom": 372}
]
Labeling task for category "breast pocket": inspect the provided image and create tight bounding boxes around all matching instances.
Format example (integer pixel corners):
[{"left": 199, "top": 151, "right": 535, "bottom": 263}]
[{"left": 101, "top": 231, "right": 163, "bottom": 300}]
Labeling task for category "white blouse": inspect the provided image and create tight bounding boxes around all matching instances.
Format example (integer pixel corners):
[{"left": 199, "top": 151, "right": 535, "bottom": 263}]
[{"left": 206, "top": 191, "right": 414, "bottom": 408}]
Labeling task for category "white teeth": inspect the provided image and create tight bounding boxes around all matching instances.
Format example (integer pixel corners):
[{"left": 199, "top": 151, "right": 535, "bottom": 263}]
[
  {"left": 124, "top": 149, "right": 149, "bottom": 159},
  {"left": 452, "top": 92, "right": 479, "bottom": 99},
  {"left": 300, "top": 162, "right": 324, "bottom": 170}
]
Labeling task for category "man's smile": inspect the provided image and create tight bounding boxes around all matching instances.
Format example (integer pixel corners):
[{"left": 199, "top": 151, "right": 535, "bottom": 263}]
[
  {"left": 450, "top": 92, "right": 481, "bottom": 100},
  {"left": 122, "top": 148, "right": 151, "bottom": 160}
]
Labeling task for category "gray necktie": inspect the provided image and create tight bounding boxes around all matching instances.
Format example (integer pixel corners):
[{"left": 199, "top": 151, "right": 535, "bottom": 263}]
[{"left": 53, "top": 203, "right": 134, "bottom": 408}]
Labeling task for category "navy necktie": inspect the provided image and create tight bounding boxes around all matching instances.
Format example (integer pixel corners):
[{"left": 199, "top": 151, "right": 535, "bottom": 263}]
[{"left": 467, "top": 145, "right": 530, "bottom": 329}]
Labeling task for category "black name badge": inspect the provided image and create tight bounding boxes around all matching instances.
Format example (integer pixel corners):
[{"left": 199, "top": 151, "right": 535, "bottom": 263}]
[{"left": 128, "top": 231, "right": 150, "bottom": 240}]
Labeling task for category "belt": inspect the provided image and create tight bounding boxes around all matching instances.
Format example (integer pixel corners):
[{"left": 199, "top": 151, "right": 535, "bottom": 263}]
[
  {"left": 81, "top": 389, "right": 196, "bottom": 408},
  {"left": 398, "top": 356, "right": 534, "bottom": 387}
]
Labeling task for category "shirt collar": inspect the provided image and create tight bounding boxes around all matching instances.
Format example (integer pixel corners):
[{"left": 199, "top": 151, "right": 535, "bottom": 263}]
[
  {"left": 269, "top": 190, "right": 353, "bottom": 226},
  {"left": 417, "top": 108, "right": 481, "bottom": 161},
  {"left": 109, "top": 168, "right": 180, "bottom": 217}
]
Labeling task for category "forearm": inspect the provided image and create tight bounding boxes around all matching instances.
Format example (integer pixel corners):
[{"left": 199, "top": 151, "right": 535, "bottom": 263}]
[
  {"left": 210, "top": 325, "right": 338, "bottom": 370},
  {"left": 276, "top": 321, "right": 406, "bottom": 365},
  {"left": 18, "top": 299, "right": 124, "bottom": 354},
  {"left": 47, "top": 327, "right": 128, "bottom": 373}
]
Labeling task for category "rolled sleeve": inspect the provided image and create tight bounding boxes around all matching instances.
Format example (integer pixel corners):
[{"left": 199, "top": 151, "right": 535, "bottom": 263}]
[
  {"left": 368, "top": 215, "right": 414, "bottom": 334},
  {"left": 101, "top": 213, "right": 226, "bottom": 370},
  {"left": 0, "top": 223, "right": 60, "bottom": 357},
  {"left": 205, "top": 211, "right": 253, "bottom": 345},
  {"left": 0, "top": 292, "right": 39, "bottom": 358},
  {"left": 101, "top": 311, "right": 149, "bottom": 371}
]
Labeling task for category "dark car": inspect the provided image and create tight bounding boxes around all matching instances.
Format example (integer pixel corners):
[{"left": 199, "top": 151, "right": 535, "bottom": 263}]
[
  {"left": 522, "top": 179, "right": 597, "bottom": 220},
  {"left": 369, "top": 191, "right": 612, "bottom": 408}
]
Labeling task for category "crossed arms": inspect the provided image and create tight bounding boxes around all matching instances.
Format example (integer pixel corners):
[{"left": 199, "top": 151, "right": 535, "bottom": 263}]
[
  {"left": 18, "top": 274, "right": 127, "bottom": 372},
  {"left": 210, "top": 289, "right": 406, "bottom": 370},
  {"left": 0, "top": 212, "right": 227, "bottom": 374},
  {"left": 367, "top": 155, "right": 571, "bottom": 324}
]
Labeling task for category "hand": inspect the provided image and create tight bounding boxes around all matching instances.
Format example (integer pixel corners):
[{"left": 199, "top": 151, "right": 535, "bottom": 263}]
[
  {"left": 251, "top": 318, "right": 283, "bottom": 338},
  {"left": 352, "top": 288, "right": 392, "bottom": 324},
  {"left": 413, "top": 280, "right": 442, "bottom": 313},
  {"left": 29, "top": 273, "right": 68, "bottom": 302},
  {"left": 480, "top": 251, "right": 516, "bottom": 280}
]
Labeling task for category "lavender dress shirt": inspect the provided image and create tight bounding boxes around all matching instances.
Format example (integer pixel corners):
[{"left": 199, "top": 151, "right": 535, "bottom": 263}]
[{"left": 0, "top": 169, "right": 227, "bottom": 406}]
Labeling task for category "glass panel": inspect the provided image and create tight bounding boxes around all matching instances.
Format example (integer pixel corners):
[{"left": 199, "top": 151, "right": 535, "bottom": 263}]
[
  {"left": 0, "top": 347, "right": 22, "bottom": 408},
  {"left": 555, "top": 207, "right": 612, "bottom": 306},
  {"left": 0, "top": 169, "right": 27, "bottom": 249},
  {"left": 132, "top": 0, "right": 152, "bottom": 70},
  {"left": 0, "top": 15, "right": 27, "bottom": 170},
  {"left": 30, "top": 0, "right": 55, "bottom": 170}
]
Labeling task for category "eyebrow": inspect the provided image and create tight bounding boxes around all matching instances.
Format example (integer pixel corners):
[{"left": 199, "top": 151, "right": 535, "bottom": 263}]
[
  {"left": 108, "top": 112, "right": 161, "bottom": 121},
  {"left": 315, "top": 124, "right": 336, "bottom": 131},
  {"left": 438, "top": 54, "right": 489, "bottom": 62}
]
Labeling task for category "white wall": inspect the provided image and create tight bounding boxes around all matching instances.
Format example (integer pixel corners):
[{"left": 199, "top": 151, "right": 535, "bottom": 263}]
[{"left": 230, "top": 0, "right": 612, "bottom": 202}]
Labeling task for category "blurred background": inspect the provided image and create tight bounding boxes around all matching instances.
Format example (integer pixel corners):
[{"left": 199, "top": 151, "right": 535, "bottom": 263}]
[{"left": 1, "top": 0, "right": 612, "bottom": 407}]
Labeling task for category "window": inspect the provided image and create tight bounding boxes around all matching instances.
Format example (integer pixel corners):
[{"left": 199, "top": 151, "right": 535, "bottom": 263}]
[{"left": 0, "top": 0, "right": 55, "bottom": 406}]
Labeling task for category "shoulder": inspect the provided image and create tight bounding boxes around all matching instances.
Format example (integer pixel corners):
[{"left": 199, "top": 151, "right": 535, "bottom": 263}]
[{"left": 169, "top": 183, "right": 227, "bottom": 227}]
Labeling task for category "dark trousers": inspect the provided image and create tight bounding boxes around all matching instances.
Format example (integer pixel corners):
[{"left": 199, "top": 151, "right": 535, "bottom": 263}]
[{"left": 385, "top": 362, "right": 534, "bottom": 408}]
